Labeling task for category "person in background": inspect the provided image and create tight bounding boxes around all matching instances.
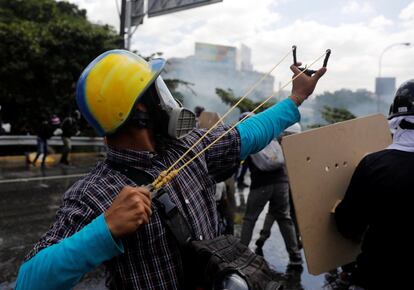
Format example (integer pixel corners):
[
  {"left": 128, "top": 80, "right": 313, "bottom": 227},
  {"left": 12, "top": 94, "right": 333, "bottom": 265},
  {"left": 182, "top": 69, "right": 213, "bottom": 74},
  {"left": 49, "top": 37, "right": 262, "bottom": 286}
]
[
  {"left": 215, "top": 177, "right": 237, "bottom": 235},
  {"left": 222, "top": 177, "right": 236, "bottom": 234},
  {"left": 60, "top": 110, "right": 80, "bottom": 165},
  {"left": 31, "top": 116, "right": 54, "bottom": 168},
  {"left": 334, "top": 80, "right": 414, "bottom": 290},
  {"left": 239, "top": 121, "right": 303, "bottom": 269},
  {"left": 235, "top": 112, "right": 254, "bottom": 210},
  {"left": 197, "top": 108, "right": 237, "bottom": 235},
  {"left": 50, "top": 114, "right": 61, "bottom": 136},
  {"left": 0, "top": 105, "right": 8, "bottom": 135},
  {"left": 254, "top": 123, "right": 303, "bottom": 257},
  {"left": 194, "top": 106, "right": 205, "bottom": 128},
  {"left": 0, "top": 118, "right": 6, "bottom": 135},
  {"left": 215, "top": 181, "right": 228, "bottom": 234},
  {"left": 194, "top": 106, "right": 205, "bottom": 118}
]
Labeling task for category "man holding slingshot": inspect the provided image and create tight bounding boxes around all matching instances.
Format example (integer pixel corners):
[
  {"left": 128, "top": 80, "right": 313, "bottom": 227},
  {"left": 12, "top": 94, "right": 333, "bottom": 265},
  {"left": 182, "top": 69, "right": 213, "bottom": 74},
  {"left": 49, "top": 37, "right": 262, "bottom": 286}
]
[{"left": 16, "top": 48, "right": 328, "bottom": 289}]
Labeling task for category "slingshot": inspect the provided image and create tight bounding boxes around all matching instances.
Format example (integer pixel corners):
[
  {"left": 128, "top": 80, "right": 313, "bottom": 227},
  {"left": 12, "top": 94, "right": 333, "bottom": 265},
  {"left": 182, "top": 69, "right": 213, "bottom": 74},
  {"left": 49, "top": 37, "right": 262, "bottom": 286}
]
[{"left": 148, "top": 46, "right": 331, "bottom": 197}]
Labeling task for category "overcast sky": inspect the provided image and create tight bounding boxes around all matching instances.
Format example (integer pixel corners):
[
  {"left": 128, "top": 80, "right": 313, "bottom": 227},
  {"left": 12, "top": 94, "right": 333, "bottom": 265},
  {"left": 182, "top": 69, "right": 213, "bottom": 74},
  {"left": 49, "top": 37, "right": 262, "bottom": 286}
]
[{"left": 68, "top": 0, "right": 414, "bottom": 93}]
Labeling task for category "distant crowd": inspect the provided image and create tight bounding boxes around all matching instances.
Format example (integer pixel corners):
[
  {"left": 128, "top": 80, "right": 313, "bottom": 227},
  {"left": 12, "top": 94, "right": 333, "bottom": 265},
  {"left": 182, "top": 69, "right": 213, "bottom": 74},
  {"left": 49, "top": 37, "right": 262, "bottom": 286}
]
[{"left": 27, "top": 111, "right": 81, "bottom": 167}]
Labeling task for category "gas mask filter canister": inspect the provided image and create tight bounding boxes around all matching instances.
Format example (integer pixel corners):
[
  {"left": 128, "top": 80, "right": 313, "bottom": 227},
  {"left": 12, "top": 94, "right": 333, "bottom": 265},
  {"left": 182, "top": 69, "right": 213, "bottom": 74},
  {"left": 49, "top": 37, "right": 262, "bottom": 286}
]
[{"left": 154, "top": 76, "right": 196, "bottom": 139}]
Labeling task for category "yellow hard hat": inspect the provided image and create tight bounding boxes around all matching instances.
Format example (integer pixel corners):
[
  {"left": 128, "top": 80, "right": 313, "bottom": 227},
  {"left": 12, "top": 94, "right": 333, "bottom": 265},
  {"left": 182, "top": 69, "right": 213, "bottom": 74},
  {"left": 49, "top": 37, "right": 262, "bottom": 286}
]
[{"left": 76, "top": 50, "right": 166, "bottom": 136}]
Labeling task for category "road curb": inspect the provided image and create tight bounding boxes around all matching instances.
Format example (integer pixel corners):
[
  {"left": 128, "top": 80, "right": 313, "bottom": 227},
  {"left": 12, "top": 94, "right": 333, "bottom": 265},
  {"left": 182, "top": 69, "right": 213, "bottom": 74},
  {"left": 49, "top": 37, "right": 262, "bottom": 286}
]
[{"left": 0, "top": 152, "right": 104, "bottom": 167}]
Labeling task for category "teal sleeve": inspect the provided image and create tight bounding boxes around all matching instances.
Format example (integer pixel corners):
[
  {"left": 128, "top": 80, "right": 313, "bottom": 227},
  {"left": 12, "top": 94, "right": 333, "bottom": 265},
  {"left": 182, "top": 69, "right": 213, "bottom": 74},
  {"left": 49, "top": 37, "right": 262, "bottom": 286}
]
[
  {"left": 15, "top": 214, "right": 124, "bottom": 290},
  {"left": 236, "top": 98, "right": 300, "bottom": 160}
]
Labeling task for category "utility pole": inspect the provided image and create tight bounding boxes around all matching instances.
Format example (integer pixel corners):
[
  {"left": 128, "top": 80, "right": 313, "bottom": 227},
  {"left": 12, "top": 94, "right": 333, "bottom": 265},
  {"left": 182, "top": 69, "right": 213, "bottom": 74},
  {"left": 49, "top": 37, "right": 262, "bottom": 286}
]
[
  {"left": 119, "top": 0, "right": 127, "bottom": 49},
  {"left": 376, "top": 42, "right": 410, "bottom": 112},
  {"left": 119, "top": 0, "right": 222, "bottom": 50},
  {"left": 125, "top": 1, "right": 132, "bottom": 50},
  {"left": 378, "top": 42, "right": 410, "bottom": 77}
]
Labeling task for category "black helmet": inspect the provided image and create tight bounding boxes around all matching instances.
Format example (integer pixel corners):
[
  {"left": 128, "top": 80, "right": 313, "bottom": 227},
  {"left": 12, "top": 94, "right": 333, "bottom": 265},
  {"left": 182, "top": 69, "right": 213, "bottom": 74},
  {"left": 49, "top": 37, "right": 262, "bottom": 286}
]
[
  {"left": 194, "top": 106, "right": 205, "bottom": 117},
  {"left": 388, "top": 79, "right": 414, "bottom": 120}
]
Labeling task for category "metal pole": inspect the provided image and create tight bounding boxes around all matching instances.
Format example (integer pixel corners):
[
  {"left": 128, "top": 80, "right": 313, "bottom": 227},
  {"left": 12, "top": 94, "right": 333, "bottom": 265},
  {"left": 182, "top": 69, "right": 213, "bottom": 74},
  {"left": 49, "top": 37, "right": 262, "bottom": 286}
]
[
  {"left": 119, "top": 0, "right": 127, "bottom": 48},
  {"left": 377, "top": 42, "right": 411, "bottom": 112},
  {"left": 126, "top": 0, "right": 132, "bottom": 50},
  {"left": 378, "top": 50, "right": 385, "bottom": 78},
  {"left": 376, "top": 82, "right": 381, "bottom": 113},
  {"left": 127, "top": 0, "right": 148, "bottom": 51}
]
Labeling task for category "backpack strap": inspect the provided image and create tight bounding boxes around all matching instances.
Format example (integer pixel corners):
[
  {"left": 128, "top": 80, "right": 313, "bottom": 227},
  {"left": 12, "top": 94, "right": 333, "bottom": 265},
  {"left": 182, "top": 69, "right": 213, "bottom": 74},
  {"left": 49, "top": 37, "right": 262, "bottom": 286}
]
[
  {"left": 106, "top": 160, "right": 193, "bottom": 248},
  {"left": 107, "top": 160, "right": 153, "bottom": 185}
]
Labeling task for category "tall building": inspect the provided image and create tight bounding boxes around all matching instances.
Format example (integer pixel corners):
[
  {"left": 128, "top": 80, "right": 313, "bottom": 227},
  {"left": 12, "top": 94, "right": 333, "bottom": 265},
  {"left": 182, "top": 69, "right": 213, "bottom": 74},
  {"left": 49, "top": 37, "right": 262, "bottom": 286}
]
[
  {"left": 162, "top": 42, "right": 274, "bottom": 120},
  {"left": 195, "top": 42, "right": 237, "bottom": 70},
  {"left": 237, "top": 44, "right": 253, "bottom": 71}
]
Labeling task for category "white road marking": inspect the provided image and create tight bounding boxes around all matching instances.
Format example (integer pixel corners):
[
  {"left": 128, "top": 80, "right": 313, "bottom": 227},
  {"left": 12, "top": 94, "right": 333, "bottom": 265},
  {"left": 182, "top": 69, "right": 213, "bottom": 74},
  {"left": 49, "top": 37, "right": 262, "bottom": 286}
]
[{"left": 0, "top": 173, "right": 86, "bottom": 184}]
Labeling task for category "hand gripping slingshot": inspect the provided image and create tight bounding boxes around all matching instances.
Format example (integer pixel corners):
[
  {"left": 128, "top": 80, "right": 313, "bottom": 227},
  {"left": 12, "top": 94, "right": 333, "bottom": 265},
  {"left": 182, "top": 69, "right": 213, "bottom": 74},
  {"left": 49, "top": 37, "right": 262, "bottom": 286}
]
[{"left": 292, "top": 45, "right": 331, "bottom": 77}]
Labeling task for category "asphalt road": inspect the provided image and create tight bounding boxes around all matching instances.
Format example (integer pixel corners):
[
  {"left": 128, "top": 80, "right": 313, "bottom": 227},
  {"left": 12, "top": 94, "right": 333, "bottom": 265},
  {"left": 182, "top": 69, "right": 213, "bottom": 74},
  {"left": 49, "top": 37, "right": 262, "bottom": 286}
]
[{"left": 0, "top": 159, "right": 334, "bottom": 290}]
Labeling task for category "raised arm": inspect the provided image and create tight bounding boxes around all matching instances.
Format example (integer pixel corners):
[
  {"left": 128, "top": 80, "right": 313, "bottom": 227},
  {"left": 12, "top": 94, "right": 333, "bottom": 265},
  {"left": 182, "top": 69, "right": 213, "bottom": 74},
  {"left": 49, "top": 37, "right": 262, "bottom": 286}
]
[
  {"left": 236, "top": 64, "right": 326, "bottom": 160},
  {"left": 202, "top": 63, "right": 326, "bottom": 181}
]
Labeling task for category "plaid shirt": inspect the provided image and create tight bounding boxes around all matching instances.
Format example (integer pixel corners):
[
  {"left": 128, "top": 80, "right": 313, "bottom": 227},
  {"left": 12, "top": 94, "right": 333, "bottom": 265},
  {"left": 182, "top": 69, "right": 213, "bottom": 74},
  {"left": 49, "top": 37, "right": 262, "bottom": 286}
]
[{"left": 25, "top": 126, "right": 240, "bottom": 290}]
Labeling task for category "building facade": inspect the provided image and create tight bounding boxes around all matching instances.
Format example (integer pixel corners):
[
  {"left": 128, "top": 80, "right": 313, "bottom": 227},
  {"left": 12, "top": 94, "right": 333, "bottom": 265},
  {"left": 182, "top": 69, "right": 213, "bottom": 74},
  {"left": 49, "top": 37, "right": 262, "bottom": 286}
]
[{"left": 162, "top": 42, "right": 275, "bottom": 119}]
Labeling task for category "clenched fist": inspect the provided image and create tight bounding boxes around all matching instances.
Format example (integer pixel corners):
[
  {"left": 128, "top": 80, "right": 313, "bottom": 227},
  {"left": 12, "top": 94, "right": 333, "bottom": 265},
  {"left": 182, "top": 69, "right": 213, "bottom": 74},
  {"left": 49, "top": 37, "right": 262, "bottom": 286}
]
[
  {"left": 290, "top": 62, "right": 327, "bottom": 106},
  {"left": 104, "top": 186, "right": 152, "bottom": 238}
]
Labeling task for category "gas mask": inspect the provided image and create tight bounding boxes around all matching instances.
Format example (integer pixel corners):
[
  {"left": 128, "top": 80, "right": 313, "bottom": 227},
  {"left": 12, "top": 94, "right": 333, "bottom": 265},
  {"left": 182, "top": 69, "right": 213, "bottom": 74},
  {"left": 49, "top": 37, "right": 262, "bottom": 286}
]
[{"left": 153, "top": 76, "right": 196, "bottom": 139}]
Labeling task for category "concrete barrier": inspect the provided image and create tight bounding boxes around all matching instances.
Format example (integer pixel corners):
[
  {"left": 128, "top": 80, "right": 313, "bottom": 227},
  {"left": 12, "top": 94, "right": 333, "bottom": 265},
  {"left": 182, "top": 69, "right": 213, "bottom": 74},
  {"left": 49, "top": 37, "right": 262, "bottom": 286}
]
[{"left": 0, "top": 135, "right": 104, "bottom": 146}]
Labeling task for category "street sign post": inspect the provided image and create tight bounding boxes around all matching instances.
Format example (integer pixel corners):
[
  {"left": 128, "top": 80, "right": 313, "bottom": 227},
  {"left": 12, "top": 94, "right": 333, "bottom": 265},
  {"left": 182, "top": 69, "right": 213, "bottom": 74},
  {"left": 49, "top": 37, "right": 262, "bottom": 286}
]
[
  {"left": 131, "top": 0, "right": 145, "bottom": 26},
  {"left": 120, "top": 0, "right": 223, "bottom": 49},
  {"left": 148, "top": 0, "right": 222, "bottom": 17}
]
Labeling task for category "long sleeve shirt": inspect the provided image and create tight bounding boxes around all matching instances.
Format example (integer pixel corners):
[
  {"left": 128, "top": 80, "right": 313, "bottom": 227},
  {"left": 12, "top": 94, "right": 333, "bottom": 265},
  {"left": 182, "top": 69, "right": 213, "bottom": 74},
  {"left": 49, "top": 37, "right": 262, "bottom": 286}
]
[
  {"left": 16, "top": 98, "right": 299, "bottom": 289},
  {"left": 335, "top": 149, "right": 414, "bottom": 289}
]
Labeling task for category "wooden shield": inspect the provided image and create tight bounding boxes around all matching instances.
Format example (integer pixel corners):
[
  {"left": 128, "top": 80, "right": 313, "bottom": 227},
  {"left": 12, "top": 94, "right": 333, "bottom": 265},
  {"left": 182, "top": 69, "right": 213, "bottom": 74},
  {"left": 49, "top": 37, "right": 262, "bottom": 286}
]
[{"left": 281, "top": 114, "right": 392, "bottom": 275}]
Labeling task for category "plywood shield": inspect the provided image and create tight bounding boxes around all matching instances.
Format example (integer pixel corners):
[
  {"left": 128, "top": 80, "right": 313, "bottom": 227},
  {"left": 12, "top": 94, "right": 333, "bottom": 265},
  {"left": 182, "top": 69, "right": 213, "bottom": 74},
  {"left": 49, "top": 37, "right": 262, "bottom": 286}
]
[
  {"left": 281, "top": 114, "right": 392, "bottom": 275},
  {"left": 198, "top": 111, "right": 222, "bottom": 129}
]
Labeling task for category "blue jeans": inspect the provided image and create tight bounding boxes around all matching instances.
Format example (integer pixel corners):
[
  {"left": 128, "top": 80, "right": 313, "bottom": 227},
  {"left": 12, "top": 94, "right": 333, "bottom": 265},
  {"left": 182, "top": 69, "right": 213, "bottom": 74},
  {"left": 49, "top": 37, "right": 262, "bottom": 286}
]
[{"left": 33, "top": 137, "right": 48, "bottom": 165}]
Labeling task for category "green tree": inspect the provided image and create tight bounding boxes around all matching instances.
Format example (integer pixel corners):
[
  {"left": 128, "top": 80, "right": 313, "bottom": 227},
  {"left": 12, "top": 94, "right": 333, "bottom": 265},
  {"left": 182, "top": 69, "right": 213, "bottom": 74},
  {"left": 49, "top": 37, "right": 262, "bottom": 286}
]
[
  {"left": 0, "top": 0, "right": 121, "bottom": 134},
  {"left": 308, "top": 105, "right": 356, "bottom": 128},
  {"left": 215, "top": 88, "right": 276, "bottom": 113},
  {"left": 163, "top": 79, "right": 196, "bottom": 104},
  {"left": 312, "top": 88, "right": 389, "bottom": 116},
  {"left": 321, "top": 106, "right": 356, "bottom": 124}
]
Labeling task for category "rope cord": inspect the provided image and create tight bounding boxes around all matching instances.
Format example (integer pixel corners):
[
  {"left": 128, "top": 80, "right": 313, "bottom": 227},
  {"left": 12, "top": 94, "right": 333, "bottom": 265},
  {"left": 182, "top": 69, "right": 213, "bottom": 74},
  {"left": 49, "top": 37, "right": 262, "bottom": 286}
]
[
  {"left": 152, "top": 51, "right": 328, "bottom": 189},
  {"left": 152, "top": 48, "right": 293, "bottom": 186}
]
